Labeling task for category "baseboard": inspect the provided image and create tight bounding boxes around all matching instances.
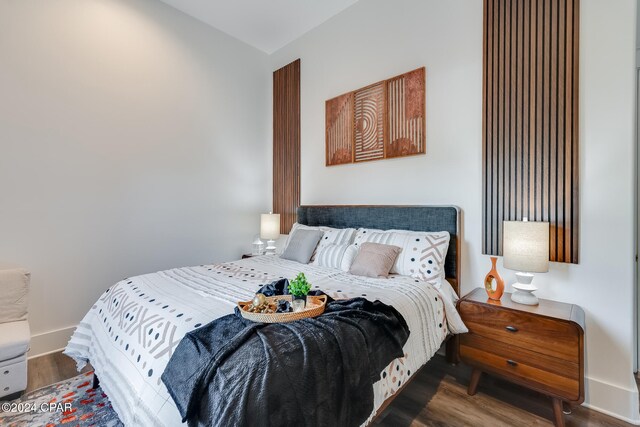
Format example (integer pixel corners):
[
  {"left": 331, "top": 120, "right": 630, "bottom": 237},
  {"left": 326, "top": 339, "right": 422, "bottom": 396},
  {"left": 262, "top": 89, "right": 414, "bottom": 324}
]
[
  {"left": 28, "top": 325, "right": 77, "bottom": 358},
  {"left": 584, "top": 375, "right": 640, "bottom": 425}
]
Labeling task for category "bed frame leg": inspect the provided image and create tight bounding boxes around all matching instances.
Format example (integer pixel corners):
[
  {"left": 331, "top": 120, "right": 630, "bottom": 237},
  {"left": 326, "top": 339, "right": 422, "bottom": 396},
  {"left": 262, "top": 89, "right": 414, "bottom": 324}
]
[
  {"left": 92, "top": 373, "right": 100, "bottom": 389},
  {"left": 446, "top": 335, "right": 459, "bottom": 365}
]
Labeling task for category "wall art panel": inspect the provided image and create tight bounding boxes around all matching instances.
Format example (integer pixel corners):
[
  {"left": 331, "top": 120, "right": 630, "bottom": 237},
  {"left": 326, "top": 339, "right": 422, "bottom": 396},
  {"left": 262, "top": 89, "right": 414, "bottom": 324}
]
[{"left": 326, "top": 67, "right": 425, "bottom": 166}]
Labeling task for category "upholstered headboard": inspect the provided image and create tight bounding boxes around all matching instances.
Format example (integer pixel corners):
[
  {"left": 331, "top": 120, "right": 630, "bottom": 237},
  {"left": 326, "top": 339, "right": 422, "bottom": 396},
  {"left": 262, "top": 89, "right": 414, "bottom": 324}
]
[{"left": 296, "top": 205, "right": 461, "bottom": 296}]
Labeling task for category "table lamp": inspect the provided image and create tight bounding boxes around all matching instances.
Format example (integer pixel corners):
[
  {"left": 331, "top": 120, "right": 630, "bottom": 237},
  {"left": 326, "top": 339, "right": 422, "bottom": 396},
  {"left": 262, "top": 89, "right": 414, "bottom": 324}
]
[
  {"left": 260, "top": 213, "right": 280, "bottom": 255},
  {"left": 503, "top": 219, "right": 549, "bottom": 305}
]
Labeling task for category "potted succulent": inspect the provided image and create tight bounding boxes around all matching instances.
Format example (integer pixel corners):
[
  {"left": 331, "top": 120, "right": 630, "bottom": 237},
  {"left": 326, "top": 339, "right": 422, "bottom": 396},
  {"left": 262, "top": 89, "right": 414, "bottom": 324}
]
[{"left": 288, "top": 273, "right": 311, "bottom": 311}]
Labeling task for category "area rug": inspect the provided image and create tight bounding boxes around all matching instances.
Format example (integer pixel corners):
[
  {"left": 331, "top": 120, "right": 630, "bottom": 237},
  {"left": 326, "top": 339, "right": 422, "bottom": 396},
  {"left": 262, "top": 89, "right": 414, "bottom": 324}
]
[{"left": 0, "top": 371, "right": 122, "bottom": 427}]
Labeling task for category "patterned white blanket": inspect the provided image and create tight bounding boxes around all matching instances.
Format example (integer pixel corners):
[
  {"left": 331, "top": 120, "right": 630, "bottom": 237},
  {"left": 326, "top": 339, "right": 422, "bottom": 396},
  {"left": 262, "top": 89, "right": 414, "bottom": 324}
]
[{"left": 65, "top": 256, "right": 466, "bottom": 426}]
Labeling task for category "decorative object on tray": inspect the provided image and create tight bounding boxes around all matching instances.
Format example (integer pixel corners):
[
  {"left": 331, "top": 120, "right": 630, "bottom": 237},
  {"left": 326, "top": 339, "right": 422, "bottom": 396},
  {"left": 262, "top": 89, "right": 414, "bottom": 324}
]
[
  {"left": 483, "top": 256, "right": 504, "bottom": 300},
  {"left": 238, "top": 294, "right": 327, "bottom": 323},
  {"left": 241, "top": 293, "right": 293, "bottom": 314},
  {"left": 260, "top": 212, "right": 281, "bottom": 255},
  {"left": 288, "top": 272, "right": 312, "bottom": 311},
  {"left": 325, "top": 67, "right": 426, "bottom": 166},
  {"left": 239, "top": 273, "right": 324, "bottom": 322},
  {"left": 252, "top": 234, "right": 265, "bottom": 256},
  {"left": 503, "top": 219, "right": 549, "bottom": 306}
]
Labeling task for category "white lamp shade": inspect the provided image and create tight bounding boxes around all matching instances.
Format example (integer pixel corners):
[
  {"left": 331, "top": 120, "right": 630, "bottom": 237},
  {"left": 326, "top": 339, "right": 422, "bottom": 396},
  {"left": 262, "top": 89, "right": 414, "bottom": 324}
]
[
  {"left": 503, "top": 221, "right": 549, "bottom": 273},
  {"left": 260, "top": 213, "right": 281, "bottom": 240}
]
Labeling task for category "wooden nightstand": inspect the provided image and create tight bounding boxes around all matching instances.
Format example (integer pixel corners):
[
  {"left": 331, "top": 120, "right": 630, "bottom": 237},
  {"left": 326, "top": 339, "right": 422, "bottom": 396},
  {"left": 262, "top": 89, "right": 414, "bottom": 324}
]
[{"left": 457, "top": 288, "right": 585, "bottom": 427}]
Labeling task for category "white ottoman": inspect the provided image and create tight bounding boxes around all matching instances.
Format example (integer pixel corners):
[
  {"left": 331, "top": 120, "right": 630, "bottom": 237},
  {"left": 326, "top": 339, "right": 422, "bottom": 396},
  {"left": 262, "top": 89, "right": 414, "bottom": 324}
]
[
  {"left": 0, "top": 268, "right": 30, "bottom": 400},
  {"left": 0, "top": 321, "right": 30, "bottom": 399}
]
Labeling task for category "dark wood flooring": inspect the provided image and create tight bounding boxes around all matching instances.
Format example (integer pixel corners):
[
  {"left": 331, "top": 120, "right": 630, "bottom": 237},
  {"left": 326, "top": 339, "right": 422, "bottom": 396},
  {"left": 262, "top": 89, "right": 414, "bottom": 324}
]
[
  {"left": 21, "top": 351, "right": 632, "bottom": 426},
  {"left": 374, "top": 356, "right": 631, "bottom": 426},
  {"left": 25, "top": 351, "right": 92, "bottom": 393}
]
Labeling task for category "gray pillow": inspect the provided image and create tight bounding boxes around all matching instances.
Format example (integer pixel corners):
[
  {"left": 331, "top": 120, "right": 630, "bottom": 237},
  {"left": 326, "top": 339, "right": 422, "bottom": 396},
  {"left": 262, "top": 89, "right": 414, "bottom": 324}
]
[
  {"left": 281, "top": 229, "right": 324, "bottom": 264},
  {"left": 349, "top": 242, "right": 402, "bottom": 278}
]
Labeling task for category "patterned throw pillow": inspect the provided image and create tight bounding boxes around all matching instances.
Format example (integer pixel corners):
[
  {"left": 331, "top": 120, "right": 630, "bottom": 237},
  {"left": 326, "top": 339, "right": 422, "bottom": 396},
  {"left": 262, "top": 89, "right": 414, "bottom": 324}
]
[
  {"left": 353, "top": 228, "right": 450, "bottom": 281},
  {"left": 286, "top": 223, "right": 357, "bottom": 261}
]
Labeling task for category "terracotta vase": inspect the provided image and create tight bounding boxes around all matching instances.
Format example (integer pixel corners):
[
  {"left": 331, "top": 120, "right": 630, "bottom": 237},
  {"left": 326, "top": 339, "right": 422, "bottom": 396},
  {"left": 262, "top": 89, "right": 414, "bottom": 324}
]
[{"left": 484, "top": 256, "right": 505, "bottom": 300}]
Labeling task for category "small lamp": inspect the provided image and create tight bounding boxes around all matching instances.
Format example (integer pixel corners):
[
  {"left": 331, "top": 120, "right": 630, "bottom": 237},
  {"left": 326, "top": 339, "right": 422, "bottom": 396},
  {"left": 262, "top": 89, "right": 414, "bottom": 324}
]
[
  {"left": 251, "top": 235, "right": 265, "bottom": 256},
  {"left": 260, "top": 213, "right": 280, "bottom": 255},
  {"left": 503, "top": 219, "right": 549, "bottom": 305}
]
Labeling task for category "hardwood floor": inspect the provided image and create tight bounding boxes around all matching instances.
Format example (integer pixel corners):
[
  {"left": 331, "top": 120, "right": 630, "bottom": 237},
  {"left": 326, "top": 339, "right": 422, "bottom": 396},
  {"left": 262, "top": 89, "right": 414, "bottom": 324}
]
[
  {"left": 25, "top": 351, "right": 92, "bottom": 393},
  {"left": 374, "top": 356, "right": 631, "bottom": 427},
  {"left": 20, "top": 351, "right": 631, "bottom": 426}
]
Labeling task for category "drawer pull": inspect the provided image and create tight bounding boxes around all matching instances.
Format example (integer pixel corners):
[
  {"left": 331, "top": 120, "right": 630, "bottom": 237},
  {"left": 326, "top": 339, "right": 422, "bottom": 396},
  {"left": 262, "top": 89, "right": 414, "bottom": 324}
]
[
  {"left": 505, "top": 325, "right": 518, "bottom": 332},
  {"left": 506, "top": 359, "right": 518, "bottom": 367}
]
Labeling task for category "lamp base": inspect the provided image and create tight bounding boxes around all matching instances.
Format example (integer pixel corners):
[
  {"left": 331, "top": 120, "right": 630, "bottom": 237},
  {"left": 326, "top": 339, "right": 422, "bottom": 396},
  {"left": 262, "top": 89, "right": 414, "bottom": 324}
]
[
  {"left": 265, "top": 239, "right": 277, "bottom": 255},
  {"left": 510, "top": 272, "right": 539, "bottom": 306}
]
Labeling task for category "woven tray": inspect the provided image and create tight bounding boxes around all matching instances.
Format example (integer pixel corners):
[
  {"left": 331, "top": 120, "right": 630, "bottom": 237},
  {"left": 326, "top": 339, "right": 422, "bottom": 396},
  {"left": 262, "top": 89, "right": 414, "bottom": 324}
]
[{"left": 238, "top": 294, "right": 327, "bottom": 323}]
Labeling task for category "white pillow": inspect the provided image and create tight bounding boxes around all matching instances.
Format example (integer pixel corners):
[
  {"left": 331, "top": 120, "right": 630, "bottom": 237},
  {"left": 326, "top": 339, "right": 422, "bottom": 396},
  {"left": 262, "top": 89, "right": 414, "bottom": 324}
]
[
  {"left": 313, "top": 243, "right": 359, "bottom": 271},
  {"left": 353, "top": 228, "right": 450, "bottom": 281},
  {"left": 313, "top": 244, "right": 347, "bottom": 269},
  {"left": 341, "top": 245, "right": 359, "bottom": 271},
  {"left": 286, "top": 223, "right": 357, "bottom": 261}
]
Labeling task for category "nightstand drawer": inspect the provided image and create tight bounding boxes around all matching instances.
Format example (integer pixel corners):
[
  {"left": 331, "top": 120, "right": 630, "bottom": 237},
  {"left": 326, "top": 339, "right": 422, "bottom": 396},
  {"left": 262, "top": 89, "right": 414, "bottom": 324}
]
[
  {"left": 460, "top": 334, "right": 580, "bottom": 400},
  {"left": 459, "top": 300, "right": 580, "bottom": 362},
  {"left": 460, "top": 333, "right": 580, "bottom": 380}
]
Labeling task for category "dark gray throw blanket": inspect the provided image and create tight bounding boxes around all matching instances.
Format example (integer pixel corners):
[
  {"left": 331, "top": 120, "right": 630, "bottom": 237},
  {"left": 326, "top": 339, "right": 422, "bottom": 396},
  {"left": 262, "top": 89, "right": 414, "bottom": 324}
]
[{"left": 161, "top": 294, "right": 410, "bottom": 427}]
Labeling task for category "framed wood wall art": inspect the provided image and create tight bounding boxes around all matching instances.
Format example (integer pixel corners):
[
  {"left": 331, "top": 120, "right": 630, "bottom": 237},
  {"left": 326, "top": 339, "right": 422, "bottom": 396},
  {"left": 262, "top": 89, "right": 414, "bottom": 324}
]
[
  {"left": 387, "top": 68, "right": 426, "bottom": 158},
  {"left": 325, "top": 67, "right": 426, "bottom": 166},
  {"left": 325, "top": 93, "right": 353, "bottom": 165},
  {"left": 354, "top": 82, "right": 385, "bottom": 162}
]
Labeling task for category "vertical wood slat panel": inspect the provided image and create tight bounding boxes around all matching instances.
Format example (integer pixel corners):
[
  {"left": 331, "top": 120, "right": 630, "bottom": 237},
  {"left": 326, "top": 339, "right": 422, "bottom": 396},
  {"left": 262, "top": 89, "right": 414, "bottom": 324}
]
[
  {"left": 482, "top": 0, "right": 579, "bottom": 263},
  {"left": 497, "top": 0, "right": 504, "bottom": 254},
  {"left": 509, "top": 0, "right": 517, "bottom": 235},
  {"left": 493, "top": 0, "right": 501, "bottom": 253},
  {"left": 482, "top": 0, "right": 489, "bottom": 252},
  {"left": 273, "top": 59, "right": 301, "bottom": 234}
]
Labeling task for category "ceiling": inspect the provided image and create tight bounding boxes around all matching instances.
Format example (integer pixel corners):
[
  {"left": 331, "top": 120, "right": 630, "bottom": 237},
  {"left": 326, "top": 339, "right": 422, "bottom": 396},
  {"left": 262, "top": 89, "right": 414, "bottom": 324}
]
[{"left": 158, "top": 0, "right": 359, "bottom": 54}]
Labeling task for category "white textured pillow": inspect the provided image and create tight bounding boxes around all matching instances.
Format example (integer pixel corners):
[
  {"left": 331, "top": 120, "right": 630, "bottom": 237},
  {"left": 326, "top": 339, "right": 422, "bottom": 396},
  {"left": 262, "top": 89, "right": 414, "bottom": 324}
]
[
  {"left": 353, "top": 228, "right": 450, "bottom": 281},
  {"left": 341, "top": 245, "right": 359, "bottom": 272},
  {"left": 286, "top": 223, "right": 356, "bottom": 260},
  {"left": 313, "top": 243, "right": 359, "bottom": 272},
  {"left": 313, "top": 244, "right": 348, "bottom": 269}
]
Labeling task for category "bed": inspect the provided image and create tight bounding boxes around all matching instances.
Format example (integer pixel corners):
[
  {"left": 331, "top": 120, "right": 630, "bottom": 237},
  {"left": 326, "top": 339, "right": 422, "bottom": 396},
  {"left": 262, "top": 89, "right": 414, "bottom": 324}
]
[{"left": 64, "top": 205, "right": 466, "bottom": 426}]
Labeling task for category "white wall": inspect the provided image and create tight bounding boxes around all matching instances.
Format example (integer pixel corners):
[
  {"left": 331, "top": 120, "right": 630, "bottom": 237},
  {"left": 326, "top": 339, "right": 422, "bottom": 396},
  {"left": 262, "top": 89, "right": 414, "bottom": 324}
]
[
  {"left": 270, "top": 0, "right": 639, "bottom": 422},
  {"left": 637, "top": 2, "right": 640, "bottom": 64},
  {"left": 0, "top": 0, "right": 271, "bottom": 355}
]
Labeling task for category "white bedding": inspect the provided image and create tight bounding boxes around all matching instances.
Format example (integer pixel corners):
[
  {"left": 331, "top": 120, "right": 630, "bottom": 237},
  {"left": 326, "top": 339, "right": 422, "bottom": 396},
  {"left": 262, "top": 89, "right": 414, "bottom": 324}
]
[{"left": 65, "top": 255, "right": 467, "bottom": 426}]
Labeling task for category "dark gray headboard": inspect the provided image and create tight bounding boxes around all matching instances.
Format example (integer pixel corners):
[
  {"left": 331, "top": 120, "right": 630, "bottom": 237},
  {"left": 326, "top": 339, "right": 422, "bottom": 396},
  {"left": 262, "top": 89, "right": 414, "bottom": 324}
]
[{"left": 297, "top": 205, "right": 461, "bottom": 294}]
